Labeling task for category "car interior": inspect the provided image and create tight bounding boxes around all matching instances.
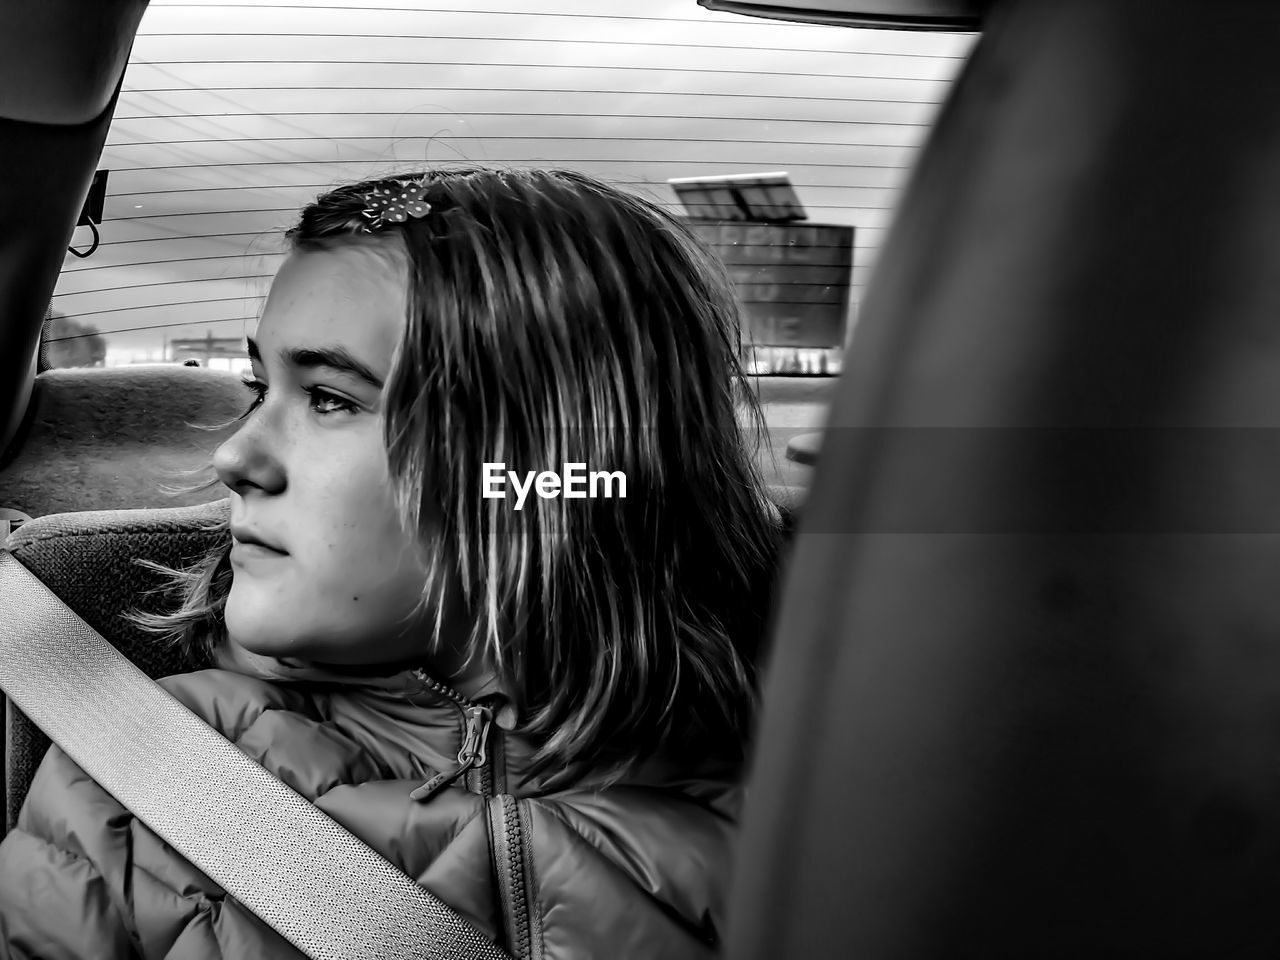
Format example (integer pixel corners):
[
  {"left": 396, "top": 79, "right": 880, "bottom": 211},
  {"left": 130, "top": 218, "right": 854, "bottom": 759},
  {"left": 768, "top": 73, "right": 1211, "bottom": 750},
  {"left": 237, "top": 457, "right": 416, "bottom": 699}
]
[
  {"left": 5, "top": 0, "right": 1280, "bottom": 956},
  {"left": 2, "top": 4, "right": 876, "bottom": 949}
]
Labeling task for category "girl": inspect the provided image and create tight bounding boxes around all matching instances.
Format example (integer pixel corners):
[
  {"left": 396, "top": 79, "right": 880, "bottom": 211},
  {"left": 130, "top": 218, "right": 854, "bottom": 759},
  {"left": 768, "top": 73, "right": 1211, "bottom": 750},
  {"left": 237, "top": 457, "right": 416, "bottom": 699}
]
[{"left": 0, "top": 167, "right": 782, "bottom": 959}]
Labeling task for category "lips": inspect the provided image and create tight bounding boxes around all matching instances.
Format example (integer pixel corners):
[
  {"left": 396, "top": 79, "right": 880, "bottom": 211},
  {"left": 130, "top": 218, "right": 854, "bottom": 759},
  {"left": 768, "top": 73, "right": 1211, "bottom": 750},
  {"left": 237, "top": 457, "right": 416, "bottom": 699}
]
[{"left": 230, "top": 526, "right": 288, "bottom": 554}]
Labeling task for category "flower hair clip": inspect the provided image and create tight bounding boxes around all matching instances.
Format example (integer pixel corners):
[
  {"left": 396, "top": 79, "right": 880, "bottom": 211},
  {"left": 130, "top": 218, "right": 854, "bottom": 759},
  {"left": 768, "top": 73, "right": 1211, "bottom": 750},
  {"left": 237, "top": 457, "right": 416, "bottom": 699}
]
[{"left": 361, "top": 179, "right": 432, "bottom": 233}]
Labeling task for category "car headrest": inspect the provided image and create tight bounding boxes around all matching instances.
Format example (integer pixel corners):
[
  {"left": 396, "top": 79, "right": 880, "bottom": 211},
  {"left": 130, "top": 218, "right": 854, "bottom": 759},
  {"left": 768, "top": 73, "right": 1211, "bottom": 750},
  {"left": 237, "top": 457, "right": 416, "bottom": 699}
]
[{"left": 0, "top": 366, "right": 244, "bottom": 518}]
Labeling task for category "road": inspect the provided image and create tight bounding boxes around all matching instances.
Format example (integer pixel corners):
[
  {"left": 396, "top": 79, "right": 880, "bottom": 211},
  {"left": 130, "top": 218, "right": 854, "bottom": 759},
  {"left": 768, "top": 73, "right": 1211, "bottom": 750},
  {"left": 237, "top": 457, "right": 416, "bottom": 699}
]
[{"left": 749, "top": 376, "right": 837, "bottom": 490}]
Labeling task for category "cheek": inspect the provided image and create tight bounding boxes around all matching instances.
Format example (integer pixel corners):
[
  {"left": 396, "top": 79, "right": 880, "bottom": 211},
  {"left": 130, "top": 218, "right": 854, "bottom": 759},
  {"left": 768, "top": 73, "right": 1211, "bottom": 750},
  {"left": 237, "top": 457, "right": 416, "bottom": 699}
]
[
  {"left": 226, "top": 532, "right": 430, "bottom": 662},
  {"left": 310, "top": 533, "right": 431, "bottom": 661},
  {"left": 307, "top": 448, "right": 412, "bottom": 575},
  {"left": 226, "top": 447, "right": 433, "bottom": 659},
  {"left": 300, "top": 461, "right": 424, "bottom": 590},
  {"left": 323, "top": 533, "right": 425, "bottom": 609}
]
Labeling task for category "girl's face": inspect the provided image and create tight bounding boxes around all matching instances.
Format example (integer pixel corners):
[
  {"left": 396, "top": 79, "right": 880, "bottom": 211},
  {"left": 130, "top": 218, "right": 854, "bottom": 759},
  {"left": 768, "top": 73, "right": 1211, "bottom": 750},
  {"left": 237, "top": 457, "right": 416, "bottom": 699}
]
[{"left": 213, "top": 243, "right": 447, "bottom": 667}]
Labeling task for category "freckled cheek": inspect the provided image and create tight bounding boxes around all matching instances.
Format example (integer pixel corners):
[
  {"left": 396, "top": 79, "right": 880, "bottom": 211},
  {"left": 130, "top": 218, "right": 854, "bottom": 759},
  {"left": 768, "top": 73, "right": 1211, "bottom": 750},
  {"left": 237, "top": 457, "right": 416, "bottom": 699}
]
[
  {"left": 302, "top": 461, "right": 393, "bottom": 556},
  {"left": 309, "top": 520, "right": 420, "bottom": 604},
  {"left": 299, "top": 449, "right": 414, "bottom": 606}
]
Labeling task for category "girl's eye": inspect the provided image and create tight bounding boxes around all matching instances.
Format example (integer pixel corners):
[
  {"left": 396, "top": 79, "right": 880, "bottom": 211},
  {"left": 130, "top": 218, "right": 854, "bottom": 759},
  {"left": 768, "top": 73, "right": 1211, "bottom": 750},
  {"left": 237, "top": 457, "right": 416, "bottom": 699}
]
[
  {"left": 239, "top": 378, "right": 267, "bottom": 418},
  {"left": 237, "top": 378, "right": 357, "bottom": 417},
  {"left": 307, "top": 388, "right": 358, "bottom": 416}
]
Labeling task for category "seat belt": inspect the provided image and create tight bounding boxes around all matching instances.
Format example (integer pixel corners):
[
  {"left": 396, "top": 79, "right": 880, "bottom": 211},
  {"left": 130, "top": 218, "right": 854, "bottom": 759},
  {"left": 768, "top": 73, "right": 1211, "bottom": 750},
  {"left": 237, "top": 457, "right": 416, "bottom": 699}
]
[{"left": 0, "top": 551, "right": 511, "bottom": 960}]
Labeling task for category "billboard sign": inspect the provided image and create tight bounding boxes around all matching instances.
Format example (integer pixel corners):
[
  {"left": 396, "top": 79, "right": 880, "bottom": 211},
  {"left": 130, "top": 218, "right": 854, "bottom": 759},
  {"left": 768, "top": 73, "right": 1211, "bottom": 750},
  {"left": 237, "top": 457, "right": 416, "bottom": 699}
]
[{"left": 685, "top": 220, "right": 854, "bottom": 350}]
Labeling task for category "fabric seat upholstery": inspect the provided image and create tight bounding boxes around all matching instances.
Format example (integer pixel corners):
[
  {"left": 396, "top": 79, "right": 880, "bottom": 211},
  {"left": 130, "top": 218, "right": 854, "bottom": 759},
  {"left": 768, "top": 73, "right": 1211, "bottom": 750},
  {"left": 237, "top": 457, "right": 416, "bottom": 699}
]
[
  {"left": 0, "top": 367, "right": 244, "bottom": 519},
  {"left": 1, "top": 499, "right": 227, "bottom": 831}
]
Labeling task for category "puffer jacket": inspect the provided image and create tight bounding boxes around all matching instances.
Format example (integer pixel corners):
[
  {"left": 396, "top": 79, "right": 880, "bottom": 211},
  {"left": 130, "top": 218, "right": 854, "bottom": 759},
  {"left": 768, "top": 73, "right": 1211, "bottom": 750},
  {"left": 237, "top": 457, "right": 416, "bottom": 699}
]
[{"left": 0, "top": 649, "right": 741, "bottom": 959}]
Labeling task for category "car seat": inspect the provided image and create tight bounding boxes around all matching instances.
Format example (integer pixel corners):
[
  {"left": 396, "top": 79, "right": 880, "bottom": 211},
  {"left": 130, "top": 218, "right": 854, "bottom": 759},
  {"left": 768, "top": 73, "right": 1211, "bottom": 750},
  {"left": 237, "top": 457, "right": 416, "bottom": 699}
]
[
  {"left": 1, "top": 499, "right": 227, "bottom": 831},
  {"left": 0, "top": 365, "right": 244, "bottom": 519}
]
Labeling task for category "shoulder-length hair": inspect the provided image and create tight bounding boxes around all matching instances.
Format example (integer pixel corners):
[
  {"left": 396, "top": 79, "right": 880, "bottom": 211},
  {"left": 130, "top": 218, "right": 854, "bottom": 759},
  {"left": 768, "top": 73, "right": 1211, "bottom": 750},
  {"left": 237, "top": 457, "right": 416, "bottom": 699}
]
[{"left": 137, "top": 167, "right": 782, "bottom": 789}]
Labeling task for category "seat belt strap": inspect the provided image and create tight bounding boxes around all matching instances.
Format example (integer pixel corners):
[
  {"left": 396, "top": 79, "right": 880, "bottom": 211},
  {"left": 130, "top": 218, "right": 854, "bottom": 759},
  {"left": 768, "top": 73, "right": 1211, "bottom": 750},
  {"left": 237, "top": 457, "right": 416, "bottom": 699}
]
[{"left": 0, "top": 552, "right": 511, "bottom": 960}]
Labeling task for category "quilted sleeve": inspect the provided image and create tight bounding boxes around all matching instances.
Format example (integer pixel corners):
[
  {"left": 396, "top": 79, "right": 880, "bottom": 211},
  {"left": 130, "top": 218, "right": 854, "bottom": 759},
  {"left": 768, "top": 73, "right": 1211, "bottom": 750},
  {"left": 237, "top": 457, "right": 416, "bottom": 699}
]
[
  {"left": 0, "top": 742, "right": 302, "bottom": 960},
  {"left": 0, "top": 746, "right": 140, "bottom": 959}
]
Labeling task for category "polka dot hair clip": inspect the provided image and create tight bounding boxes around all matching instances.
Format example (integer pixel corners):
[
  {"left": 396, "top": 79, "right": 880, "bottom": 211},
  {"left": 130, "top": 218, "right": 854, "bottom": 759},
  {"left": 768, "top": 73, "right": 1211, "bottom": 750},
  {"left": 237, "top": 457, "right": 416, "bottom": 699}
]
[{"left": 360, "top": 179, "right": 432, "bottom": 233}]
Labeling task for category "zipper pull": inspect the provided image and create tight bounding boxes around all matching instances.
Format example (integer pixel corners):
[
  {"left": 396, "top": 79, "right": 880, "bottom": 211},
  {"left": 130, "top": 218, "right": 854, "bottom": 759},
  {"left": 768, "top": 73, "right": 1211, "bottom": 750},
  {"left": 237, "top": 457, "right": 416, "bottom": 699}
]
[
  {"left": 410, "top": 705, "right": 493, "bottom": 803},
  {"left": 458, "top": 705, "right": 493, "bottom": 767}
]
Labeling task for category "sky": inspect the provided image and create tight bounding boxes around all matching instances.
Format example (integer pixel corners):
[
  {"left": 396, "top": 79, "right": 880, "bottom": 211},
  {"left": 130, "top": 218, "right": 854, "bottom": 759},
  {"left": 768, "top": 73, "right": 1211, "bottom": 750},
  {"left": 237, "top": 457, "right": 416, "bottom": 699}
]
[{"left": 47, "top": 0, "right": 975, "bottom": 364}]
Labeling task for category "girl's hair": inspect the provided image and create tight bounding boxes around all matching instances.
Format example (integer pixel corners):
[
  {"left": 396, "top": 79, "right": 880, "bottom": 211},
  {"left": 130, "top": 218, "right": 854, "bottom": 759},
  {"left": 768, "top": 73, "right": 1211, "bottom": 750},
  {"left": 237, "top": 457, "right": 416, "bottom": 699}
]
[{"left": 137, "top": 167, "right": 782, "bottom": 789}]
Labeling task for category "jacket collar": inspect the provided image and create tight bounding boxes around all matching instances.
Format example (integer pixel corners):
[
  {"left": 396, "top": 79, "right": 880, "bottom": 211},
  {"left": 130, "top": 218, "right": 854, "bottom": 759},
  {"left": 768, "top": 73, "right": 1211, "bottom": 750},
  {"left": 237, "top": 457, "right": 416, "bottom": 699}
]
[{"left": 212, "top": 639, "right": 739, "bottom": 802}]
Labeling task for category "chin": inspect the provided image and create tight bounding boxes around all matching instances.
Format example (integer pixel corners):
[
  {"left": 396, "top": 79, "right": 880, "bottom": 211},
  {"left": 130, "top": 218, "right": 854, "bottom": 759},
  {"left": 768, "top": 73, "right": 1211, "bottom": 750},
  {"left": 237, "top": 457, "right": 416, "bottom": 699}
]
[
  {"left": 224, "top": 608, "right": 356, "bottom": 664},
  {"left": 224, "top": 625, "right": 288, "bottom": 659},
  {"left": 223, "top": 597, "right": 293, "bottom": 657}
]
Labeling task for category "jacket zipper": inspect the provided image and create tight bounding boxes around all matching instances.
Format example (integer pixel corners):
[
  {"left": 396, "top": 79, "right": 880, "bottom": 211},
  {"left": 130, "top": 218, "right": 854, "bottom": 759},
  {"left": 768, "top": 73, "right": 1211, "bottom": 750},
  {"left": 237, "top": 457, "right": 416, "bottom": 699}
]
[
  {"left": 409, "top": 671, "right": 495, "bottom": 802},
  {"left": 415, "top": 673, "right": 539, "bottom": 955},
  {"left": 490, "top": 795, "right": 541, "bottom": 959}
]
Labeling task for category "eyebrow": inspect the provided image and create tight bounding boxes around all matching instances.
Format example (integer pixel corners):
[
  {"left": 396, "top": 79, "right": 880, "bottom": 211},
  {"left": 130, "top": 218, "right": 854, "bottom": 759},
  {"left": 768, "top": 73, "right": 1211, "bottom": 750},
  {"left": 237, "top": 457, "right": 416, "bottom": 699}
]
[{"left": 247, "top": 337, "right": 384, "bottom": 390}]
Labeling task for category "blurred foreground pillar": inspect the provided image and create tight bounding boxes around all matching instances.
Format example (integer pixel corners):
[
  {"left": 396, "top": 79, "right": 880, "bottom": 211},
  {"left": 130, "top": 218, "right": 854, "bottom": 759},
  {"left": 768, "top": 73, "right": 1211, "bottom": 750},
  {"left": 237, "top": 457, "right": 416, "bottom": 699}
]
[{"left": 728, "top": 1, "right": 1280, "bottom": 956}]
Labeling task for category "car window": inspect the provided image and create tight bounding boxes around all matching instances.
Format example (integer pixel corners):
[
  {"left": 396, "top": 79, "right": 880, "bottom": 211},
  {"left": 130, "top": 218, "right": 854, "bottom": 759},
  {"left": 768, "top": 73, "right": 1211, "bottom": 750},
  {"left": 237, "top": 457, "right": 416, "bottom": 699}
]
[{"left": 44, "top": 0, "right": 974, "bottom": 487}]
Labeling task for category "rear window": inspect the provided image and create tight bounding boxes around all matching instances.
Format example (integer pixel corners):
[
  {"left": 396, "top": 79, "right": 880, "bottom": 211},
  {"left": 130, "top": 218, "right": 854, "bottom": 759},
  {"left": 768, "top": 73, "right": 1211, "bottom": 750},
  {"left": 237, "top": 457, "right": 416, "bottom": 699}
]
[{"left": 48, "top": 0, "right": 974, "bottom": 372}]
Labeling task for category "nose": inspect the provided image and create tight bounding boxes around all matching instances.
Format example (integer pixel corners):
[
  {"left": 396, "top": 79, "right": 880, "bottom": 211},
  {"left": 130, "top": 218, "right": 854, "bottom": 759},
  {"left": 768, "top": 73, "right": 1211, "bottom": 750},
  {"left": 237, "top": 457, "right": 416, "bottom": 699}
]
[{"left": 213, "top": 410, "right": 285, "bottom": 496}]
